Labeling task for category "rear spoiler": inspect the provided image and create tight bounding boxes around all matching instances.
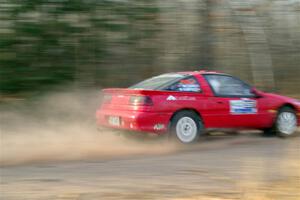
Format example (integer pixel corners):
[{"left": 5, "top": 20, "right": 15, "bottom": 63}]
[
  {"left": 102, "top": 88, "right": 168, "bottom": 95},
  {"left": 102, "top": 88, "right": 207, "bottom": 96}
]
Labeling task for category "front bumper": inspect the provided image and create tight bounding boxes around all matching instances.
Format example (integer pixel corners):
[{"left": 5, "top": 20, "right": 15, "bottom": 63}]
[{"left": 96, "top": 109, "right": 170, "bottom": 133}]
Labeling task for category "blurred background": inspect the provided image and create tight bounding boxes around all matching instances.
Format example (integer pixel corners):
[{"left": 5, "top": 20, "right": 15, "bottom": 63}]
[
  {"left": 0, "top": 0, "right": 300, "bottom": 100},
  {"left": 1, "top": 2, "right": 300, "bottom": 199}
]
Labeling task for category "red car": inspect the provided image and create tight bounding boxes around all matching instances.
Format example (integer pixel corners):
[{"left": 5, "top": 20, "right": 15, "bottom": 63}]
[{"left": 96, "top": 71, "right": 300, "bottom": 143}]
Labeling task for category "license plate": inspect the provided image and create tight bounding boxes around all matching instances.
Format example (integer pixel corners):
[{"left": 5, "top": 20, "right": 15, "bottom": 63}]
[{"left": 108, "top": 116, "right": 120, "bottom": 126}]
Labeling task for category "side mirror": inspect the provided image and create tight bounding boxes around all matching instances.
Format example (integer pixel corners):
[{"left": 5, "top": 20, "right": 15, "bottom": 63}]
[{"left": 251, "top": 88, "right": 263, "bottom": 98}]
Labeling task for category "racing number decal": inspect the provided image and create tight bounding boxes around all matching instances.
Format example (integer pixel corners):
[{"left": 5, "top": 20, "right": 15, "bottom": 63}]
[{"left": 230, "top": 99, "right": 257, "bottom": 114}]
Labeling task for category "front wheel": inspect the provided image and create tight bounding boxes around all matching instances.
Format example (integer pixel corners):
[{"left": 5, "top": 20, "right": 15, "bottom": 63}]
[
  {"left": 170, "top": 111, "right": 204, "bottom": 144},
  {"left": 275, "top": 107, "right": 298, "bottom": 137}
]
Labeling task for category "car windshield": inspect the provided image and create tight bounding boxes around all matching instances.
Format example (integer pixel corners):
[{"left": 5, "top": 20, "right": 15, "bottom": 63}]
[{"left": 129, "top": 74, "right": 185, "bottom": 90}]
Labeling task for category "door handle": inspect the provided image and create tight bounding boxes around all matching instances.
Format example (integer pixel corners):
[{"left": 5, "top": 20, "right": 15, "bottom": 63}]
[{"left": 217, "top": 101, "right": 224, "bottom": 104}]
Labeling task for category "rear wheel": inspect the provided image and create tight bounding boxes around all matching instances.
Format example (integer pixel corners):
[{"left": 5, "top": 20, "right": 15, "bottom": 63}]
[{"left": 170, "top": 111, "right": 204, "bottom": 144}]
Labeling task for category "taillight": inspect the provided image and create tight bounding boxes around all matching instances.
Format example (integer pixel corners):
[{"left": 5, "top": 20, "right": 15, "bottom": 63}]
[
  {"left": 129, "top": 95, "right": 153, "bottom": 106},
  {"left": 102, "top": 94, "right": 112, "bottom": 104}
]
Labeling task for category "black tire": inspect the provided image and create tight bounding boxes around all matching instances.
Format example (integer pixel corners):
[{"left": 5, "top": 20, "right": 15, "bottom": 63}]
[
  {"left": 262, "top": 128, "right": 276, "bottom": 137},
  {"left": 170, "top": 110, "right": 204, "bottom": 144},
  {"left": 264, "top": 107, "right": 298, "bottom": 138}
]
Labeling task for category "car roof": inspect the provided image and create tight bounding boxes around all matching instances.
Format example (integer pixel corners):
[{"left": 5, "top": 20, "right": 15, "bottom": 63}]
[{"left": 176, "top": 70, "right": 228, "bottom": 76}]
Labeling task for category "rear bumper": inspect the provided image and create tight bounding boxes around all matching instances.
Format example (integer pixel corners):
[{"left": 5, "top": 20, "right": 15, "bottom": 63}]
[{"left": 96, "top": 109, "right": 170, "bottom": 134}]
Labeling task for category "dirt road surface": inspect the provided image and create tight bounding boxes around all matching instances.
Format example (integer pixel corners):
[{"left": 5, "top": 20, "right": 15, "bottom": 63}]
[{"left": 1, "top": 132, "right": 300, "bottom": 200}]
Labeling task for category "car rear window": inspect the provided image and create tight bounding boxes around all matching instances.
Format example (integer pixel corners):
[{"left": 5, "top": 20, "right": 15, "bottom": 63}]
[{"left": 129, "top": 74, "right": 185, "bottom": 90}]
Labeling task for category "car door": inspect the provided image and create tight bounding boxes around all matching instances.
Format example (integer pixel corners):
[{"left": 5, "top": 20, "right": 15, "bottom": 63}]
[{"left": 203, "top": 74, "right": 266, "bottom": 128}]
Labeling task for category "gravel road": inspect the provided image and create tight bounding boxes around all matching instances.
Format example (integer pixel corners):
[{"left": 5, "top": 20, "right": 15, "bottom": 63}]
[{"left": 1, "top": 132, "right": 300, "bottom": 200}]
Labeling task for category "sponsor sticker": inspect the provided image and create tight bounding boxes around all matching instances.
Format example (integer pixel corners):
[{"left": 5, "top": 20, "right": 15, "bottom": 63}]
[
  {"left": 167, "top": 95, "right": 177, "bottom": 101},
  {"left": 166, "top": 95, "right": 196, "bottom": 101},
  {"left": 154, "top": 124, "right": 165, "bottom": 130},
  {"left": 178, "top": 96, "right": 196, "bottom": 101},
  {"left": 230, "top": 99, "right": 257, "bottom": 114},
  {"left": 178, "top": 84, "right": 201, "bottom": 92}
]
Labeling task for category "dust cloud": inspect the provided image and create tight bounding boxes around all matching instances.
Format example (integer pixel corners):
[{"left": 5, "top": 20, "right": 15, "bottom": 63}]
[{"left": 0, "top": 88, "right": 178, "bottom": 166}]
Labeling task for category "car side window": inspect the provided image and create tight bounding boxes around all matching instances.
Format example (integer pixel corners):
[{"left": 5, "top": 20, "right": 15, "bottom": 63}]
[
  {"left": 205, "top": 75, "right": 254, "bottom": 97},
  {"left": 166, "top": 77, "right": 202, "bottom": 92}
]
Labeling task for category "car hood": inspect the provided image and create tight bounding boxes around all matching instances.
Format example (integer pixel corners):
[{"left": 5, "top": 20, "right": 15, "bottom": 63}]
[{"left": 263, "top": 92, "right": 300, "bottom": 106}]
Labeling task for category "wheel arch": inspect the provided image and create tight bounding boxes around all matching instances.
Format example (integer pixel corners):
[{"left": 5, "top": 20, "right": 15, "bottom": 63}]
[{"left": 278, "top": 103, "right": 297, "bottom": 112}]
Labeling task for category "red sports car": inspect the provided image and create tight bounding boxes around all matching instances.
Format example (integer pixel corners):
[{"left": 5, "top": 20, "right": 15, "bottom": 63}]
[{"left": 96, "top": 71, "right": 300, "bottom": 143}]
